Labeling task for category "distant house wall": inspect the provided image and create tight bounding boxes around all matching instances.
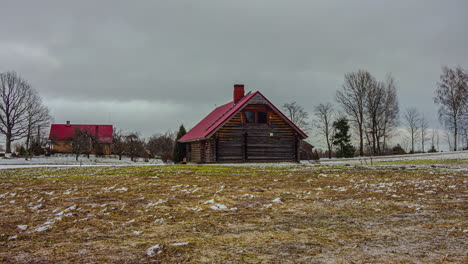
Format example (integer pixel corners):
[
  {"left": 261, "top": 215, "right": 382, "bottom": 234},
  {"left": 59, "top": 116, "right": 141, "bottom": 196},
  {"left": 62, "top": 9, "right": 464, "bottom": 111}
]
[
  {"left": 51, "top": 141, "right": 73, "bottom": 153},
  {"left": 51, "top": 140, "right": 111, "bottom": 155}
]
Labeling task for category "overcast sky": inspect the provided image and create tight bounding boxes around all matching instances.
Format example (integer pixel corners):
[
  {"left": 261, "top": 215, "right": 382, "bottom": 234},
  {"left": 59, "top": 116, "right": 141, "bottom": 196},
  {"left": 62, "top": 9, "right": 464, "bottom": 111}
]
[{"left": 1, "top": 0, "right": 467, "bottom": 148}]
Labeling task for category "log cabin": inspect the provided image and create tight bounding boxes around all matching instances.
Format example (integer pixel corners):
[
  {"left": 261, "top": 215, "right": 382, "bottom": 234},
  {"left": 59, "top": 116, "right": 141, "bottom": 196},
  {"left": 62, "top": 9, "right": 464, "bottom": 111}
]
[
  {"left": 49, "top": 121, "right": 113, "bottom": 155},
  {"left": 178, "top": 84, "right": 308, "bottom": 163}
]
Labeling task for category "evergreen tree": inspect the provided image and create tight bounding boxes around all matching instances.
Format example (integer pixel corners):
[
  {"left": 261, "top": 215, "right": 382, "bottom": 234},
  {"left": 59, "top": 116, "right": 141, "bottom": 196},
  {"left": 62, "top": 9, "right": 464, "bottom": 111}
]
[
  {"left": 173, "top": 125, "right": 187, "bottom": 163},
  {"left": 331, "top": 117, "right": 356, "bottom": 158}
]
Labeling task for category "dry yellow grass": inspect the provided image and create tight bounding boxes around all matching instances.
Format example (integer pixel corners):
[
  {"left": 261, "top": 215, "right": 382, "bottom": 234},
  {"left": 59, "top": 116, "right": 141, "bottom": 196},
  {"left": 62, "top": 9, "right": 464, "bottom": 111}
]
[{"left": 0, "top": 164, "right": 466, "bottom": 263}]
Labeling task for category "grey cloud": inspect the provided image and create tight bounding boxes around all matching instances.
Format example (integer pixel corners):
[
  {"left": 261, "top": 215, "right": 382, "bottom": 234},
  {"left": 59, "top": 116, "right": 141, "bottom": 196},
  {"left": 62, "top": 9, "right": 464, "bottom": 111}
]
[{"left": 0, "top": 0, "right": 467, "bottom": 138}]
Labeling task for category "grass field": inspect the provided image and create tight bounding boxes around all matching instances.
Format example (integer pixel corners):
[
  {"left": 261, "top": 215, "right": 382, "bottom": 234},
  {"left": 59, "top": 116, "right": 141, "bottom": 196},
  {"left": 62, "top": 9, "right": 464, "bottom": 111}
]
[{"left": 0, "top": 164, "right": 467, "bottom": 263}]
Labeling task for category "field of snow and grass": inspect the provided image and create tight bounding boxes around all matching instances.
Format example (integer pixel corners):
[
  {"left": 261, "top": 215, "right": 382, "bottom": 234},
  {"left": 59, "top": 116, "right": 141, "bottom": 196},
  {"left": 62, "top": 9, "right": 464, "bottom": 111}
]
[
  {"left": 319, "top": 150, "right": 468, "bottom": 166},
  {"left": 0, "top": 154, "right": 165, "bottom": 169},
  {"left": 0, "top": 161, "right": 466, "bottom": 263}
]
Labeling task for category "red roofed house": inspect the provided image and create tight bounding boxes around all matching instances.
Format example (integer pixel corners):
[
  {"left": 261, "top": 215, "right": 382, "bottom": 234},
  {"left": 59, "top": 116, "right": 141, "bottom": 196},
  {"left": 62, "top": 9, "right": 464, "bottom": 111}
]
[
  {"left": 178, "top": 84, "right": 308, "bottom": 163},
  {"left": 49, "top": 121, "right": 113, "bottom": 155}
]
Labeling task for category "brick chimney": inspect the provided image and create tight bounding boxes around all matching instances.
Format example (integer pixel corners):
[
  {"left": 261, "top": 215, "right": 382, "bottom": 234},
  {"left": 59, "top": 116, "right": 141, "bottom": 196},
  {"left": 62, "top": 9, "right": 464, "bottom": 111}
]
[
  {"left": 233, "top": 84, "right": 245, "bottom": 104},
  {"left": 66, "top": 121, "right": 71, "bottom": 127}
]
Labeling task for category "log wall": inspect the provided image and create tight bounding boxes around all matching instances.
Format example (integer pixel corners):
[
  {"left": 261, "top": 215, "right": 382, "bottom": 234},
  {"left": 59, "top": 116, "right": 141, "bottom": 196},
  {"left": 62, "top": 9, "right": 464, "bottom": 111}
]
[{"left": 187, "top": 104, "right": 302, "bottom": 163}]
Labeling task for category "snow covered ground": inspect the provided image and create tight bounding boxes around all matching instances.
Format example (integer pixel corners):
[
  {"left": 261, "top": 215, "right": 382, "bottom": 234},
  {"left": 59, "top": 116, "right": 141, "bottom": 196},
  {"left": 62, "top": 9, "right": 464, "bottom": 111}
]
[
  {"left": 0, "top": 150, "right": 466, "bottom": 169},
  {"left": 318, "top": 150, "right": 468, "bottom": 164},
  {"left": 0, "top": 154, "right": 165, "bottom": 169}
]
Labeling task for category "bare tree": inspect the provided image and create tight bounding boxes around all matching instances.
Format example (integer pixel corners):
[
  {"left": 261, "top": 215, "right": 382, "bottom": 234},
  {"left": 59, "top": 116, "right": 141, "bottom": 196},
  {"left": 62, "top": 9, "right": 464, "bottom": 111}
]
[
  {"left": 25, "top": 91, "right": 52, "bottom": 160},
  {"left": 404, "top": 108, "right": 420, "bottom": 153},
  {"left": 434, "top": 66, "right": 468, "bottom": 151},
  {"left": 445, "top": 130, "right": 452, "bottom": 151},
  {"left": 111, "top": 129, "right": 126, "bottom": 160},
  {"left": 314, "top": 103, "right": 335, "bottom": 159},
  {"left": 336, "top": 70, "right": 375, "bottom": 156},
  {"left": 0, "top": 71, "right": 37, "bottom": 153},
  {"left": 147, "top": 132, "right": 175, "bottom": 158},
  {"left": 125, "top": 132, "right": 145, "bottom": 161},
  {"left": 71, "top": 129, "right": 93, "bottom": 161},
  {"left": 420, "top": 115, "right": 429, "bottom": 152},
  {"left": 461, "top": 118, "right": 468, "bottom": 150},
  {"left": 381, "top": 75, "right": 400, "bottom": 152},
  {"left": 364, "top": 81, "right": 386, "bottom": 155},
  {"left": 282, "top": 101, "right": 309, "bottom": 131},
  {"left": 430, "top": 128, "right": 438, "bottom": 152},
  {"left": 461, "top": 107, "right": 468, "bottom": 150}
]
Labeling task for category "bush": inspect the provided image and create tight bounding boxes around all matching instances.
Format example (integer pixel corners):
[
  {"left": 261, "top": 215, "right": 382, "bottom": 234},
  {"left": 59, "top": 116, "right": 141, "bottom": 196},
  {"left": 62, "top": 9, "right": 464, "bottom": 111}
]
[
  {"left": 17, "top": 145, "right": 27, "bottom": 157},
  {"left": 428, "top": 145, "right": 437, "bottom": 153},
  {"left": 93, "top": 143, "right": 105, "bottom": 156},
  {"left": 161, "top": 152, "right": 173, "bottom": 163},
  {"left": 392, "top": 144, "right": 406, "bottom": 155},
  {"left": 30, "top": 141, "right": 45, "bottom": 156},
  {"left": 312, "top": 150, "right": 320, "bottom": 160}
]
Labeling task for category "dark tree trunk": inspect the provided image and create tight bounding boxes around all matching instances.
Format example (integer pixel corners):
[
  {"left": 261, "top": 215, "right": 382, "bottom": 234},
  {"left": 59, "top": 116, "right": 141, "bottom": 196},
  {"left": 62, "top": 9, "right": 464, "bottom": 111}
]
[
  {"left": 25, "top": 123, "right": 32, "bottom": 160},
  {"left": 454, "top": 121, "right": 458, "bottom": 151},
  {"left": 326, "top": 139, "right": 332, "bottom": 159},
  {"left": 5, "top": 133, "right": 11, "bottom": 154},
  {"left": 359, "top": 123, "right": 364, "bottom": 156}
]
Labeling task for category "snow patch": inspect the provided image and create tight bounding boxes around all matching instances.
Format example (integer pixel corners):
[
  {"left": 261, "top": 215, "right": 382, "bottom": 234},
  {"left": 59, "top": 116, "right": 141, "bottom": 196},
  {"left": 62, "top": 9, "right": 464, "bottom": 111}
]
[
  {"left": 210, "top": 204, "right": 227, "bottom": 210},
  {"left": 204, "top": 199, "right": 215, "bottom": 204},
  {"left": 146, "top": 244, "right": 163, "bottom": 256},
  {"left": 17, "top": 225, "right": 28, "bottom": 231},
  {"left": 172, "top": 242, "right": 189, "bottom": 246},
  {"left": 56, "top": 204, "right": 77, "bottom": 216},
  {"left": 272, "top": 198, "right": 283, "bottom": 203}
]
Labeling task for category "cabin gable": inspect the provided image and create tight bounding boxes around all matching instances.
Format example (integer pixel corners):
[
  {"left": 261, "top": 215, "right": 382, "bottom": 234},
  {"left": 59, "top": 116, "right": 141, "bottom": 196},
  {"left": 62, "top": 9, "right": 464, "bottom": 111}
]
[
  {"left": 183, "top": 84, "right": 308, "bottom": 163},
  {"left": 213, "top": 103, "right": 298, "bottom": 162}
]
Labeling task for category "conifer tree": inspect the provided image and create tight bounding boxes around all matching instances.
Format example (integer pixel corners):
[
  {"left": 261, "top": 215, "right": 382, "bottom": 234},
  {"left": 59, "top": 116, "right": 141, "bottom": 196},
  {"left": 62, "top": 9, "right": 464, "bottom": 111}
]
[
  {"left": 173, "top": 125, "right": 187, "bottom": 162},
  {"left": 331, "top": 117, "right": 356, "bottom": 158}
]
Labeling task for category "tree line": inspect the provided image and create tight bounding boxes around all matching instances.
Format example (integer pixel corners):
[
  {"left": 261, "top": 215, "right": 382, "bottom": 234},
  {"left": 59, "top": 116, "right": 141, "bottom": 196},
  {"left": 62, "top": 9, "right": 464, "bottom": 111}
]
[
  {"left": 0, "top": 70, "right": 189, "bottom": 163},
  {"left": 283, "top": 66, "right": 468, "bottom": 158},
  {"left": 66, "top": 125, "right": 187, "bottom": 162},
  {"left": 2, "top": 66, "right": 466, "bottom": 161}
]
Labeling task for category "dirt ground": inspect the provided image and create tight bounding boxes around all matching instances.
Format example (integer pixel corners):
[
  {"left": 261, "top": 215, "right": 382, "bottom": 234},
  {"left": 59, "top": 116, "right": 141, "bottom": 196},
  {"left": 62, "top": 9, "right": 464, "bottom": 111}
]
[{"left": 0, "top": 164, "right": 466, "bottom": 263}]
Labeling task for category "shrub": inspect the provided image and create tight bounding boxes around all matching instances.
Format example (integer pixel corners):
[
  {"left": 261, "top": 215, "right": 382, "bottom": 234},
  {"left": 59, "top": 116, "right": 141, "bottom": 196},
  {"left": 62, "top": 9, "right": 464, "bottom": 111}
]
[
  {"left": 428, "top": 145, "right": 437, "bottom": 153},
  {"left": 392, "top": 144, "right": 406, "bottom": 155},
  {"left": 161, "top": 152, "right": 173, "bottom": 163}
]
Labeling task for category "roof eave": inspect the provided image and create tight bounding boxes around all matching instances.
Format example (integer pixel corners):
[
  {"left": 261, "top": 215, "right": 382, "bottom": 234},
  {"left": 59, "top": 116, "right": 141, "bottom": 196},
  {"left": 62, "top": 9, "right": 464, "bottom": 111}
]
[{"left": 178, "top": 137, "right": 208, "bottom": 143}]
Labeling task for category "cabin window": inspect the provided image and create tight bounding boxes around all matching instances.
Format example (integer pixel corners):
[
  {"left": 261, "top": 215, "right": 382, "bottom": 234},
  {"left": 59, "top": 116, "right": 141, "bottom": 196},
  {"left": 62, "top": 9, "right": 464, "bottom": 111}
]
[
  {"left": 245, "top": 111, "right": 256, "bottom": 123},
  {"left": 257, "top": 112, "right": 268, "bottom": 123},
  {"left": 244, "top": 111, "right": 269, "bottom": 124}
]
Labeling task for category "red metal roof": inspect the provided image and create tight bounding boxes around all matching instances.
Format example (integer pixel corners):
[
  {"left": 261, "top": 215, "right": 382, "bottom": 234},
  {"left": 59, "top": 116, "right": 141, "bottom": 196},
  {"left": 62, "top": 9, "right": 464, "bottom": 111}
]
[
  {"left": 49, "top": 124, "right": 113, "bottom": 144},
  {"left": 179, "top": 91, "right": 307, "bottom": 142}
]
